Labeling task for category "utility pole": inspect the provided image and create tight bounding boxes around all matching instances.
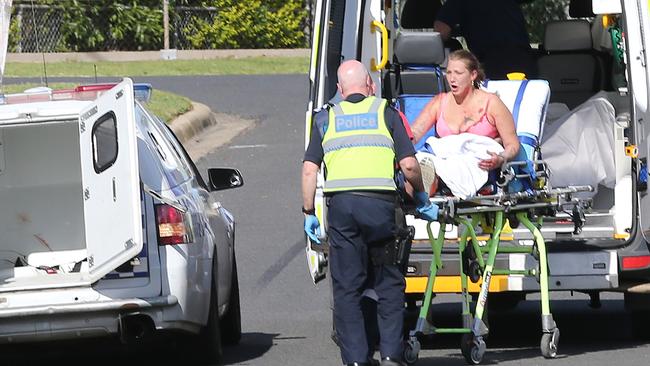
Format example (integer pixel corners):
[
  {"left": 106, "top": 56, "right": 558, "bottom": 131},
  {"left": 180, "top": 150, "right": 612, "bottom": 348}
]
[{"left": 163, "top": 0, "right": 169, "bottom": 50}]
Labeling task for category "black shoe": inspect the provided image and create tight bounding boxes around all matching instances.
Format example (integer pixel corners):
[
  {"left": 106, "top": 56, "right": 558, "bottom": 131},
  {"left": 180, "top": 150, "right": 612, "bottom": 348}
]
[
  {"left": 380, "top": 357, "right": 405, "bottom": 366},
  {"left": 369, "top": 358, "right": 380, "bottom": 366}
]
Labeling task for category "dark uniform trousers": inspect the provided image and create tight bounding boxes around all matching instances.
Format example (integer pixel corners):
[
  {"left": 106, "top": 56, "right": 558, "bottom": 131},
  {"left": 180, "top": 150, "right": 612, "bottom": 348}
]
[{"left": 327, "top": 192, "right": 406, "bottom": 364}]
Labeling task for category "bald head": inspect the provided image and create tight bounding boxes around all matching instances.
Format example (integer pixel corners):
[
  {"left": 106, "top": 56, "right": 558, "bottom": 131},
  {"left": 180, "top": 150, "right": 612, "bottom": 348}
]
[{"left": 337, "top": 60, "right": 375, "bottom": 98}]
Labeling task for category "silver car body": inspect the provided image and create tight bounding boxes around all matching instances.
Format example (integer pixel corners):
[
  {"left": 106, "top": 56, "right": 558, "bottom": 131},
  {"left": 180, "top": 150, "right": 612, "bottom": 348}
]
[{"left": 0, "top": 79, "right": 239, "bottom": 343}]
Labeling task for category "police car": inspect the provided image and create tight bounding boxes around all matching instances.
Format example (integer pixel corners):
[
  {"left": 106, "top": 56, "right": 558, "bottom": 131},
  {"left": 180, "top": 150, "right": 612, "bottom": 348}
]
[{"left": 0, "top": 79, "right": 241, "bottom": 363}]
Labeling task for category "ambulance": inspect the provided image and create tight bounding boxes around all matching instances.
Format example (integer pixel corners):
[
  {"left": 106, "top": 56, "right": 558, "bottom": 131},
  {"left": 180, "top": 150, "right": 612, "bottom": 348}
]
[{"left": 305, "top": 0, "right": 650, "bottom": 336}]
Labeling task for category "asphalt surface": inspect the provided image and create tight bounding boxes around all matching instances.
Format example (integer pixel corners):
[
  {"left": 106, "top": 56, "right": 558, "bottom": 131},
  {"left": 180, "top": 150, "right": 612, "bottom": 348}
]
[
  {"left": 4, "top": 75, "right": 650, "bottom": 366},
  {"left": 151, "top": 75, "right": 650, "bottom": 366}
]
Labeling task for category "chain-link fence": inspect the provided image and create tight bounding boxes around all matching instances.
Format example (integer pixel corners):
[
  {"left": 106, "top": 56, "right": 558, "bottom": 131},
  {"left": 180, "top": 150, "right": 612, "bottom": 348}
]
[
  {"left": 171, "top": 6, "right": 217, "bottom": 50},
  {"left": 11, "top": 4, "right": 63, "bottom": 52},
  {"left": 9, "top": 1, "right": 315, "bottom": 52}
]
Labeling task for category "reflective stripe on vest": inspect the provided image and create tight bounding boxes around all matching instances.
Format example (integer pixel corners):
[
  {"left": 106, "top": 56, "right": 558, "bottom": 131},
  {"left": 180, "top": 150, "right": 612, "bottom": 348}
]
[{"left": 322, "top": 96, "right": 396, "bottom": 193}]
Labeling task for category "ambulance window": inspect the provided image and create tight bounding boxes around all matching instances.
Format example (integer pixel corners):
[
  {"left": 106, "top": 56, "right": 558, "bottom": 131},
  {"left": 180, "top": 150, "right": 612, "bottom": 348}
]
[
  {"left": 324, "top": 0, "right": 346, "bottom": 101},
  {"left": 92, "top": 112, "right": 118, "bottom": 174}
]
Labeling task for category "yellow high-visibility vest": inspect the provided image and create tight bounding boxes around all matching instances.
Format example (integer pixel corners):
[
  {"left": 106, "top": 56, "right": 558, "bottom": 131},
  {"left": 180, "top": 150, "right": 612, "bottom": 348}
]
[{"left": 322, "top": 96, "right": 396, "bottom": 193}]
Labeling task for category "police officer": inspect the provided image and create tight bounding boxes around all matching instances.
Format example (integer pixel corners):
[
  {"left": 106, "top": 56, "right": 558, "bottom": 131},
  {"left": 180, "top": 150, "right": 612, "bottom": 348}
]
[{"left": 301, "top": 60, "right": 438, "bottom": 366}]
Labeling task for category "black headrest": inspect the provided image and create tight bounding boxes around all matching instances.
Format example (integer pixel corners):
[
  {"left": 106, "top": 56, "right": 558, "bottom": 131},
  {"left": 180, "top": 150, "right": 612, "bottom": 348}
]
[
  {"left": 569, "top": 0, "right": 595, "bottom": 18},
  {"left": 394, "top": 30, "right": 445, "bottom": 65}
]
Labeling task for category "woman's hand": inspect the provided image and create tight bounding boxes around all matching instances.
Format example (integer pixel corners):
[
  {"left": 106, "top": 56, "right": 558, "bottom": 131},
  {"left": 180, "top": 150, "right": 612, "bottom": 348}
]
[{"left": 479, "top": 151, "right": 505, "bottom": 171}]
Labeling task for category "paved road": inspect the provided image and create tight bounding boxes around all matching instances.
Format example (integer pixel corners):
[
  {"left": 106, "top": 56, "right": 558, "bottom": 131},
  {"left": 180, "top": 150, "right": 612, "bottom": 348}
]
[
  {"left": 5, "top": 75, "right": 650, "bottom": 366},
  {"left": 151, "top": 75, "right": 650, "bottom": 366}
]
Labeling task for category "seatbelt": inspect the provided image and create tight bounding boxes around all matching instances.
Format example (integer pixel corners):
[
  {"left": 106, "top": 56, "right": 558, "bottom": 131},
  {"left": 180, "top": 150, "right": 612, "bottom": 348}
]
[
  {"left": 518, "top": 135, "right": 536, "bottom": 148},
  {"left": 434, "top": 66, "right": 443, "bottom": 93},
  {"left": 512, "top": 79, "right": 529, "bottom": 128},
  {"left": 510, "top": 80, "right": 536, "bottom": 189}
]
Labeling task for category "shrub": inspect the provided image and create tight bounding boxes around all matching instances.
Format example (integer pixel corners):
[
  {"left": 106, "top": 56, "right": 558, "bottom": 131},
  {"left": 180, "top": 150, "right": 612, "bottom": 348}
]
[{"left": 185, "top": 0, "right": 308, "bottom": 49}]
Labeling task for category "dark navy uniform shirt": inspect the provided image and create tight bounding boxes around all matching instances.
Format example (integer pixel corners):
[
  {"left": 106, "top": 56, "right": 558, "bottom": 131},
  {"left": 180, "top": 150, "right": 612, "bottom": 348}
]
[
  {"left": 303, "top": 94, "right": 415, "bottom": 165},
  {"left": 436, "top": 0, "right": 531, "bottom": 59}
]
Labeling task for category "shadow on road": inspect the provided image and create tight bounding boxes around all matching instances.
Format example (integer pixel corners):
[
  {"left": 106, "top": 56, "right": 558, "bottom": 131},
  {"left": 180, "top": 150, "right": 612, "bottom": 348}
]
[
  {"left": 406, "top": 299, "right": 650, "bottom": 365},
  {"left": 0, "top": 331, "right": 278, "bottom": 366},
  {"left": 223, "top": 332, "right": 279, "bottom": 365}
]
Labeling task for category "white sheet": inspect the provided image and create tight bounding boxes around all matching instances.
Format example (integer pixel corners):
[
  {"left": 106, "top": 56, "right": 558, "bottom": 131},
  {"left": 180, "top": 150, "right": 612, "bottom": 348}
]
[
  {"left": 540, "top": 91, "right": 616, "bottom": 196},
  {"left": 419, "top": 133, "right": 504, "bottom": 199}
]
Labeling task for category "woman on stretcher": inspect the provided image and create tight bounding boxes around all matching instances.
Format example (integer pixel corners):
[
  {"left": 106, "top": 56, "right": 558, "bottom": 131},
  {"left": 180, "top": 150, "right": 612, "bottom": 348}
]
[{"left": 408, "top": 50, "right": 520, "bottom": 199}]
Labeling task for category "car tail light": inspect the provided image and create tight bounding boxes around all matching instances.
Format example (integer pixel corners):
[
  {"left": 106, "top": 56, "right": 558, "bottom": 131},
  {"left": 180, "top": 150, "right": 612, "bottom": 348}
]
[
  {"left": 622, "top": 255, "right": 650, "bottom": 270},
  {"left": 155, "top": 204, "right": 193, "bottom": 245}
]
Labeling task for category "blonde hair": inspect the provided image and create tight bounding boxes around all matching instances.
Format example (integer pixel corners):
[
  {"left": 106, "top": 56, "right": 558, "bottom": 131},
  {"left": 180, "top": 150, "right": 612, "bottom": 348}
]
[{"left": 448, "top": 49, "right": 485, "bottom": 89}]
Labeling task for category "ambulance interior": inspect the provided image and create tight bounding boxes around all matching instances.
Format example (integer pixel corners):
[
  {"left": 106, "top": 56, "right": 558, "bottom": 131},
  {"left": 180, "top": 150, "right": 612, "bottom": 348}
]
[{"left": 386, "top": 0, "right": 634, "bottom": 245}]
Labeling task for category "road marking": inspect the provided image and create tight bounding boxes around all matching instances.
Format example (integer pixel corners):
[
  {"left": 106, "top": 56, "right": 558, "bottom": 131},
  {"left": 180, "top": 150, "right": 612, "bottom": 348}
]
[{"left": 229, "top": 144, "right": 267, "bottom": 149}]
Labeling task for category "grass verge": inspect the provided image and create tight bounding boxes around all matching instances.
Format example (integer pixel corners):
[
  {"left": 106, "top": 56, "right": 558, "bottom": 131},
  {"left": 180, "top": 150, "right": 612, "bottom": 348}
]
[
  {"left": 2, "top": 82, "right": 192, "bottom": 123},
  {"left": 4, "top": 56, "right": 309, "bottom": 77}
]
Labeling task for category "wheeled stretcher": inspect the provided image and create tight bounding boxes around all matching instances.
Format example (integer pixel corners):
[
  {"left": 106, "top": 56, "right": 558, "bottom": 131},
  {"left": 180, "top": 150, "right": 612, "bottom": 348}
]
[{"left": 403, "top": 155, "right": 593, "bottom": 364}]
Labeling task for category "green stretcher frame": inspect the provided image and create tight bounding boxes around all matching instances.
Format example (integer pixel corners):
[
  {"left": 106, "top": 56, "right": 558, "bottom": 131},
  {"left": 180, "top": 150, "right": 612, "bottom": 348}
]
[{"left": 404, "top": 185, "right": 592, "bottom": 364}]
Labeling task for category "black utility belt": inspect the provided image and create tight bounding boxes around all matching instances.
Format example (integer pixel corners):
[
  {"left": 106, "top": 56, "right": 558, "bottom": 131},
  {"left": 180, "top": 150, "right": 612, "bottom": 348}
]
[{"left": 327, "top": 191, "right": 398, "bottom": 203}]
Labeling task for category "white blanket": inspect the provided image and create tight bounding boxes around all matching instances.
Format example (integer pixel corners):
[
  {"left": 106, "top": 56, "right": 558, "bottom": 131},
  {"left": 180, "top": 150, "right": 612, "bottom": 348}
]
[{"left": 418, "top": 133, "right": 504, "bottom": 199}]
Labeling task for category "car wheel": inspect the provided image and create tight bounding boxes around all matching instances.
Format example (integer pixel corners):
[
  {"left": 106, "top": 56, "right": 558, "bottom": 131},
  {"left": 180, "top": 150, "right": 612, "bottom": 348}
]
[
  {"left": 220, "top": 257, "right": 242, "bottom": 345},
  {"left": 196, "top": 274, "right": 224, "bottom": 365}
]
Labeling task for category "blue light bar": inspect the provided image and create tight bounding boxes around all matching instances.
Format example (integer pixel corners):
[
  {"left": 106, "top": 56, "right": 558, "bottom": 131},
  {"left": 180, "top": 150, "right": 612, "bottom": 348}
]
[{"left": 133, "top": 83, "right": 153, "bottom": 103}]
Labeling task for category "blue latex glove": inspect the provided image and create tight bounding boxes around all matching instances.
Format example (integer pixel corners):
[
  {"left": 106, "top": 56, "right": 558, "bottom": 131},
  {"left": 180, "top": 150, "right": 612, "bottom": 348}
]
[
  {"left": 304, "top": 214, "right": 321, "bottom": 244},
  {"left": 414, "top": 191, "right": 439, "bottom": 221}
]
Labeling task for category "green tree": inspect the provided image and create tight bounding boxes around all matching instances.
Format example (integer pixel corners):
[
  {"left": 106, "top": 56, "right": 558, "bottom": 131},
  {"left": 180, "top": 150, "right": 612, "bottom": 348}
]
[
  {"left": 9, "top": 0, "right": 309, "bottom": 51},
  {"left": 11, "top": 0, "right": 162, "bottom": 51}
]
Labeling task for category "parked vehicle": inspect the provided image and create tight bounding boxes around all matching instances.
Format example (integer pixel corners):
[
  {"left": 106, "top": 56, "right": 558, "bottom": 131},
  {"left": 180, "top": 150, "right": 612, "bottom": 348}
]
[
  {"left": 305, "top": 0, "right": 650, "bottom": 336},
  {"left": 0, "top": 79, "right": 242, "bottom": 363}
]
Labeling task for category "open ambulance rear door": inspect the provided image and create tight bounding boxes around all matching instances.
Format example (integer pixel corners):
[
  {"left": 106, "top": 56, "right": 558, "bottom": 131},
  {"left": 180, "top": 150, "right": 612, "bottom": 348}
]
[
  {"left": 305, "top": 0, "right": 388, "bottom": 283},
  {"left": 79, "top": 78, "right": 143, "bottom": 284}
]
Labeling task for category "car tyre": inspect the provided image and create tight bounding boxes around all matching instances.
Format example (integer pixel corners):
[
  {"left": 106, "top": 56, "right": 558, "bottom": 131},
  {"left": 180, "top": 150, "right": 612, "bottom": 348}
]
[
  {"left": 195, "top": 274, "right": 224, "bottom": 365},
  {"left": 220, "top": 258, "right": 242, "bottom": 345}
]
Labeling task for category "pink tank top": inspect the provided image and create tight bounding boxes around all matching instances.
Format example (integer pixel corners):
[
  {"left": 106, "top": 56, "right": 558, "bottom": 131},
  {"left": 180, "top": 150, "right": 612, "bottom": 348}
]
[{"left": 436, "top": 93, "right": 499, "bottom": 139}]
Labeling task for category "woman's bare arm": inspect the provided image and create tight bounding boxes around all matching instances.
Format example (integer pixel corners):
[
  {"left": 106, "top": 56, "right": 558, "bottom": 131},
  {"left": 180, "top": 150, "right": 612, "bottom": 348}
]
[
  {"left": 478, "top": 94, "right": 520, "bottom": 171},
  {"left": 489, "top": 94, "right": 520, "bottom": 161},
  {"left": 411, "top": 94, "right": 443, "bottom": 143}
]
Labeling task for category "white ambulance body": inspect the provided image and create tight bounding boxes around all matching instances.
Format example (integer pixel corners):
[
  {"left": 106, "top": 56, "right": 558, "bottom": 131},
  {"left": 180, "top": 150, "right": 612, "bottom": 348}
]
[{"left": 305, "top": 0, "right": 650, "bottom": 330}]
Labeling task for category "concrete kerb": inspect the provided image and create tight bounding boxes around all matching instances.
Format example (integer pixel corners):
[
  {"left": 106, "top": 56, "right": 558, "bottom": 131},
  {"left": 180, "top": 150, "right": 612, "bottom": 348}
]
[
  {"left": 169, "top": 102, "right": 216, "bottom": 145},
  {"left": 170, "top": 102, "right": 256, "bottom": 161}
]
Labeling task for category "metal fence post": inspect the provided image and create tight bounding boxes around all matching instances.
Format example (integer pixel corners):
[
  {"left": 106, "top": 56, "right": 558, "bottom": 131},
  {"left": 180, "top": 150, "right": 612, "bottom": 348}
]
[
  {"left": 15, "top": 4, "right": 21, "bottom": 52},
  {"left": 163, "top": 0, "right": 169, "bottom": 50}
]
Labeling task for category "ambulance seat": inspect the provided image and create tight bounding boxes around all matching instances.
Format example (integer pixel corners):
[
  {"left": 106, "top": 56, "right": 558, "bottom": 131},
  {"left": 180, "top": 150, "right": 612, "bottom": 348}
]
[
  {"left": 537, "top": 20, "right": 606, "bottom": 109},
  {"left": 390, "top": 30, "right": 447, "bottom": 150},
  {"left": 392, "top": 30, "right": 447, "bottom": 96}
]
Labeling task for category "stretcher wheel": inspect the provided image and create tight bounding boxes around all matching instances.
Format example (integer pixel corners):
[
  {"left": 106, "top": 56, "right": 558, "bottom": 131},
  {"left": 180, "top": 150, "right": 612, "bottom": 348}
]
[
  {"left": 461, "top": 334, "right": 485, "bottom": 365},
  {"left": 540, "top": 328, "right": 560, "bottom": 358},
  {"left": 404, "top": 338, "right": 420, "bottom": 365},
  {"left": 468, "top": 261, "right": 482, "bottom": 283}
]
